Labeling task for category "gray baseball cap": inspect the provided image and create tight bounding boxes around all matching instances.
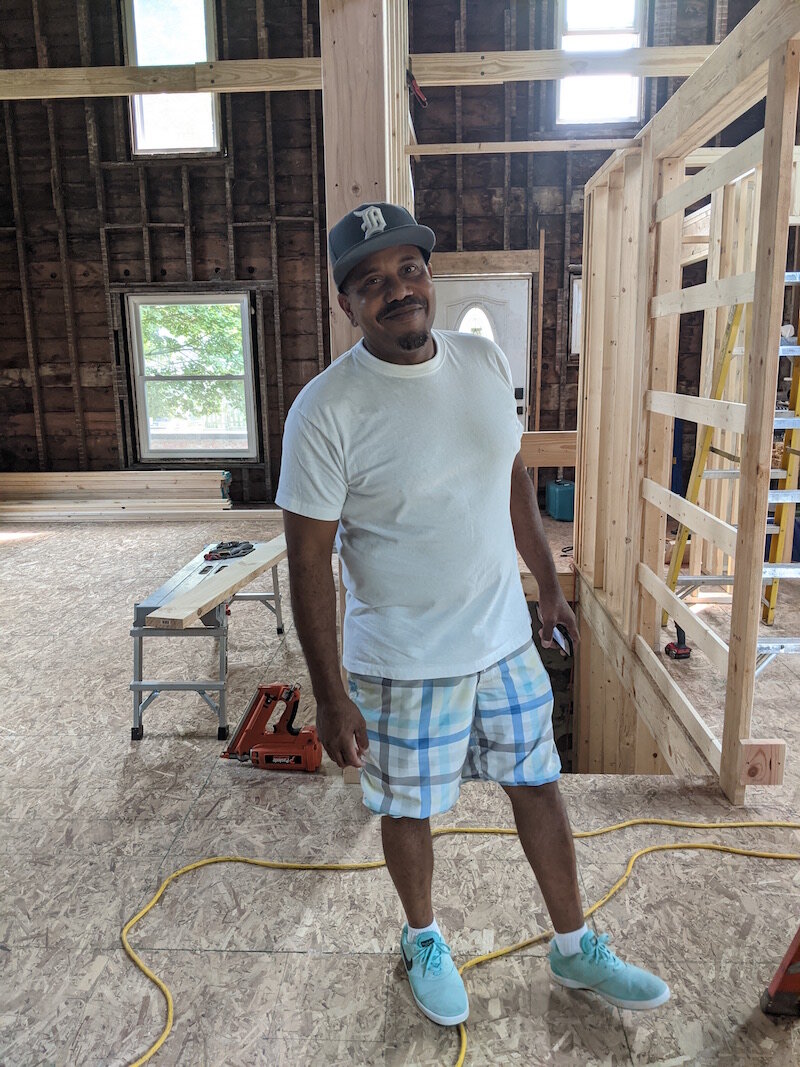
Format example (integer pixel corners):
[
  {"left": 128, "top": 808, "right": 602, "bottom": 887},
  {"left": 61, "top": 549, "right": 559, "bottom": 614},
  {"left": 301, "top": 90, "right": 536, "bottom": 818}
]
[{"left": 329, "top": 203, "right": 435, "bottom": 290}]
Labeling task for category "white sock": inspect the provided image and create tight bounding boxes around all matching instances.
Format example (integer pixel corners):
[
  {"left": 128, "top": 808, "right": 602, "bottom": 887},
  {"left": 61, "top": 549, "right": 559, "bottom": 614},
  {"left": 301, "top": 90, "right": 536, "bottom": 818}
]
[
  {"left": 553, "top": 924, "right": 588, "bottom": 957},
  {"left": 406, "top": 918, "right": 441, "bottom": 943}
]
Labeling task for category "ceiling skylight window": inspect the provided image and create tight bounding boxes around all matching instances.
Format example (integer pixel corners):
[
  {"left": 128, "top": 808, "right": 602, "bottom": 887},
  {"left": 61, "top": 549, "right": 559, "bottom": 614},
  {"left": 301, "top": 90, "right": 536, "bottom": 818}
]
[
  {"left": 557, "top": 0, "right": 642, "bottom": 125},
  {"left": 124, "top": 0, "right": 221, "bottom": 154}
]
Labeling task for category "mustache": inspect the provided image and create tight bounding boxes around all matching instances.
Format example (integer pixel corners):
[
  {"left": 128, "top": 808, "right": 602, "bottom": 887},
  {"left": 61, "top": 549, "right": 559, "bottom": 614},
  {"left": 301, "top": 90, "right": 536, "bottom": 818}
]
[{"left": 380, "top": 298, "right": 426, "bottom": 320}]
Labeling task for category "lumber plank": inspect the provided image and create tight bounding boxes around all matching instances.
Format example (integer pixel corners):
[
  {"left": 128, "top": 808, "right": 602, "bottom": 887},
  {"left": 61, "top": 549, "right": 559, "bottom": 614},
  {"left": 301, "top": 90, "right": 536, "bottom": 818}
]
[
  {"left": 655, "top": 130, "right": 764, "bottom": 223},
  {"left": 650, "top": 271, "right": 755, "bottom": 317},
  {"left": 411, "top": 46, "right": 714, "bottom": 87},
  {"left": 739, "top": 738, "right": 785, "bottom": 785},
  {"left": 0, "top": 59, "right": 322, "bottom": 100},
  {"left": 409, "top": 139, "right": 633, "bottom": 157},
  {"left": 634, "top": 635, "right": 722, "bottom": 772},
  {"left": 638, "top": 562, "right": 730, "bottom": 676},
  {"left": 639, "top": 159, "right": 684, "bottom": 646},
  {"left": 642, "top": 478, "right": 738, "bottom": 558},
  {"left": 431, "top": 250, "right": 539, "bottom": 274},
  {"left": 645, "top": 390, "right": 746, "bottom": 434},
  {"left": 722, "top": 40, "right": 800, "bottom": 805},
  {"left": 519, "top": 430, "right": 576, "bottom": 468},
  {"left": 577, "top": 573, "right": 715, "bottom": 776},
  {"left": 648, "top": 0, "right": 800, "bottom": 159},
  {"left": 145, "top": 536, "right": 287, "bottom": 628}
]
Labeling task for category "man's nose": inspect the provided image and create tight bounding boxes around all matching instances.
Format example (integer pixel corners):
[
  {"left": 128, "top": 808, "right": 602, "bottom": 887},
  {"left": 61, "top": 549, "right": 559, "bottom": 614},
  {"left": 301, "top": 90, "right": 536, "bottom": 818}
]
[{"left": 384, "top": 275, "right": 416, "bottom": 304}]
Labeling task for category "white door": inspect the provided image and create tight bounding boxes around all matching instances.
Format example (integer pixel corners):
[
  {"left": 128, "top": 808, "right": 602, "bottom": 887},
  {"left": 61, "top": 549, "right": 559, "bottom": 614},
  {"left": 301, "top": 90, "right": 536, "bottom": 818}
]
[{"left": 432, "top": 274, "right": 532, "bottom": 426}]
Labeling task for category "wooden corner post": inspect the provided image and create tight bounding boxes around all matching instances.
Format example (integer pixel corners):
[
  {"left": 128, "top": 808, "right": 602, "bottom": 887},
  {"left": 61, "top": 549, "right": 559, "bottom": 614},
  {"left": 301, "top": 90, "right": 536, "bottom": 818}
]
[
  {"left": 320, "top": 0, "right": 412, "bottom": 361},
  {"left": 720, "top": 41, "right": 800, "bottom": 804}
]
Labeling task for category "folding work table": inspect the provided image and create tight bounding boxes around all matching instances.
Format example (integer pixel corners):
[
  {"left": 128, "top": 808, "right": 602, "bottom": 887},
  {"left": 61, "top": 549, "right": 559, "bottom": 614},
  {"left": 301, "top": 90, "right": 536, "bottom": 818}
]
[{"left": 130, "top": 535, "right": 287, "bottom": 739}]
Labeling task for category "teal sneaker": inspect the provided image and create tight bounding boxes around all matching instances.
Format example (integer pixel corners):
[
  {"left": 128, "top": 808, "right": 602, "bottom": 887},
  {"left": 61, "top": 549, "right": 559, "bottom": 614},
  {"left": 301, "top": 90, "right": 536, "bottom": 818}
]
[
  {"left": 400, "top": 924, "right": 469, "bottom": 1026},
  {"left": 549, "top": 931, "right": 670, "bottom": 1010}
]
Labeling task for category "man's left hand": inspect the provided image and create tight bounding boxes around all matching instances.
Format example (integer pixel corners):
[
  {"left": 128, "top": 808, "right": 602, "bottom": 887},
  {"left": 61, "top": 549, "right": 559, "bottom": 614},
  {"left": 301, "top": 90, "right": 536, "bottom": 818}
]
[{"left": 537, "top": 587, "right": 579, "bottom": 655}]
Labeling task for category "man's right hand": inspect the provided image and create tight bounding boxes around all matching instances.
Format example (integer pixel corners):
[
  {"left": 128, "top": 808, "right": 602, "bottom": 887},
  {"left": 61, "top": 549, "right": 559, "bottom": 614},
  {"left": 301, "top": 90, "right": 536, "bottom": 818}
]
[{"left": 315, "top": 696, "right": 369, "bottom": 768}]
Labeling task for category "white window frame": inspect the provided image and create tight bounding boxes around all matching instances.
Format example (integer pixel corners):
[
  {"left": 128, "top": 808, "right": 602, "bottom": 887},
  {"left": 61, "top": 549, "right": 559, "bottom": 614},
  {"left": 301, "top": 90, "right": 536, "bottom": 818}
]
[
  {"left": 455, "top": 302, "right": 498, "bottom": 343},
  {"left": 556, "top": 0, "right": 644, "bottom": 127},
  {"left": 122, "top": 0, "right": 222, "bottom": 156},
  {"left": 127, "top": 292, "right": 259, "bottom": 461}
]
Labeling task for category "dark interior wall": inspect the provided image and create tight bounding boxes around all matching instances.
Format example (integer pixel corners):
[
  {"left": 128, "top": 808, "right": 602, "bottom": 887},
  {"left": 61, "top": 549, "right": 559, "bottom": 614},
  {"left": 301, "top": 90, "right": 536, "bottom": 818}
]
[
  {"left": 0, "top": 0, "right": 759, "bottom": 498},
  {"left": 0, "top": 0, "right": 327, "bottom": 501}
]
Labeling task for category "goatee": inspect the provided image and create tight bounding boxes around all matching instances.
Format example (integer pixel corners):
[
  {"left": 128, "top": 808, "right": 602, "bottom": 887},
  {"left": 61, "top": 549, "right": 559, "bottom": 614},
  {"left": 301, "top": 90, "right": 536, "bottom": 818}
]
[{"left": 398, "top": 330, "right": 430, "bottom": 351}]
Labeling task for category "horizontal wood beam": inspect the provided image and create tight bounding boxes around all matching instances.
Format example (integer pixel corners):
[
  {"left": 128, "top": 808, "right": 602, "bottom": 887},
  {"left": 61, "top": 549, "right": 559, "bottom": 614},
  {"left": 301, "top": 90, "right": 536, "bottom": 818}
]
[
  {"left": 648, "top": 0, "right": 800, "bottom": 159},
  {"left": 655, "top": 130, "right": 764, "bottom": 223},
  {"left": 0, "top": 58, "right": 322, "bottom": 100},
  {"left": 411, "top": 46, "right": 714, "bottom": 87},
  {"left": 650, "top": 271, "right": 755, "bottom": 317},
  {"left": 646, "top": 390, "right": 746, "bottom": 434},
  {"left": 638, "top": 562, "right": 730, "bottom": 675},
  {"left": 431, "top": 250, "right": 539, "bottom": 274},
  {"left": 409, "top": 138, "right": 633, "bottom": 157},
  {"left": 0, "top": 46, "right": 715, "bottom": 101},
  {"left": 642, "top": 477, "right": 738, "bottom": 557},
  {"left": 577, "top": 572, "right": 716, "bottom": 776},
  {"left": 520, "top": 430, "right": 577, "bottom": 467}
]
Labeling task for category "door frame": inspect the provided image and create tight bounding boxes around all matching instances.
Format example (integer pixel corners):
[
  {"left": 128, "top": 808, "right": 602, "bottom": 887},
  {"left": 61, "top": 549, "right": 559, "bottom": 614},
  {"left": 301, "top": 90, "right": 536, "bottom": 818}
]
[{"left": 429, "top": 244, "right": 544, "bottom": 435}]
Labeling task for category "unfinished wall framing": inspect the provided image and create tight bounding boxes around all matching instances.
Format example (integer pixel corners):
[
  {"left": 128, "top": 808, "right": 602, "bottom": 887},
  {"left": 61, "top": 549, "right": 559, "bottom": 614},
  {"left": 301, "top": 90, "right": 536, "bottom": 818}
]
[
  {"left": 0, "top": 0, "right": 329, "bottom": 500},
  {"left": 574, "top": 0, "right": 800, "bottom": 803}
]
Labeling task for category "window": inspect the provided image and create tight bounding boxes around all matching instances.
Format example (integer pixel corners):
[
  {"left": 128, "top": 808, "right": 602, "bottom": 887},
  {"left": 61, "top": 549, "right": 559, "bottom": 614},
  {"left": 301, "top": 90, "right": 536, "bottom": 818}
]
[
  {"left": 128, "top": 294, "right": 258, "bottom": 460},
  {"left": 457, "top": 305, "right": 496, "bottom": 342},
  {"left": 123, "top": 0, "right": 221, "bottom": 154},
  {"left": 557, "top": 0, "right": 642, "bottom": 125}
]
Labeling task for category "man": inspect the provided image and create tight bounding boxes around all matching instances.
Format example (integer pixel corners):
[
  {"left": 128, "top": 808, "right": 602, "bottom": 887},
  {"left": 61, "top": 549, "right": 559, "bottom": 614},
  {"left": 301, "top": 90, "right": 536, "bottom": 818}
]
[{"left": 276, "top": 203, "right": 669, "bottom": 1027}]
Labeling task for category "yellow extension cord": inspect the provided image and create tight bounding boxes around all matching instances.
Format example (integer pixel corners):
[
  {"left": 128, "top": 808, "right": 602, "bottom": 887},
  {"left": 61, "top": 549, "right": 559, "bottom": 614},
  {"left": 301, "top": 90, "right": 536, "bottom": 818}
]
[{"left": 121, "top": 818, "right": 800, "bottom": 1067}]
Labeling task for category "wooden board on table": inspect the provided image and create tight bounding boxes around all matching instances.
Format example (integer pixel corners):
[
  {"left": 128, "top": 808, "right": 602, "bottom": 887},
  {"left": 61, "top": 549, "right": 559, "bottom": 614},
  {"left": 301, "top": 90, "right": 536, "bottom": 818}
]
[{"left": 145, "top": 535, "right": 287, "bottom": 629}]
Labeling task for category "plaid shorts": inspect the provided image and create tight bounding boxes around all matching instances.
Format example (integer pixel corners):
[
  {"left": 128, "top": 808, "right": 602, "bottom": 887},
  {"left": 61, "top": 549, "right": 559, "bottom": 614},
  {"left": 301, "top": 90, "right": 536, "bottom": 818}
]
[{"left": 347, "top": 640, "right": 560, "bottom": 819}]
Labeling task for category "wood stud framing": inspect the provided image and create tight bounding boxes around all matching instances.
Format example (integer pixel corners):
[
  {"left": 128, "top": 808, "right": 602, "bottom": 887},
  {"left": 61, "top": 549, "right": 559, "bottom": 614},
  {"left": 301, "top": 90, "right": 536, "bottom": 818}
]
[
  {"left": 32, "top": 0, "right": 88, "bottom": 470},
  {"left": 575, "top": 1, "right": 800, "bottom": 803}
]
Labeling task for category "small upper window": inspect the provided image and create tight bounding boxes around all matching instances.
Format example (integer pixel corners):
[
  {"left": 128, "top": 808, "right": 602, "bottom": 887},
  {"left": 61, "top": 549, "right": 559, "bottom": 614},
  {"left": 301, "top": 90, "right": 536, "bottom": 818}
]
[
  {"left": 457, "top": 306, "right": 495, "bottom": 342},
  {"left": 123, "top": 0, "right": 221, "bottom": 154},
  {"left": 557, "top": 0, "right": 642, "bottom": 125}
]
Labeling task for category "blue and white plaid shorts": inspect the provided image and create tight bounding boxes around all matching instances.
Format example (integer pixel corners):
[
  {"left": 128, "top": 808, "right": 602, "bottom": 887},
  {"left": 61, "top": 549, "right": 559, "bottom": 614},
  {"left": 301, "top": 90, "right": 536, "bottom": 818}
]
[{"left": 347, "top": 640, "right": 560, "bottom": 819}]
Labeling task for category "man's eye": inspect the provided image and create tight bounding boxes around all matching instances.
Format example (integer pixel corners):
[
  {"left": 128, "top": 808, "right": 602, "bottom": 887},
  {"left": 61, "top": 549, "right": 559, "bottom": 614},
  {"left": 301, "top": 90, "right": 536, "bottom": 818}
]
[{"left": 365, "top": 277, "right": 381, "bottom": 287}]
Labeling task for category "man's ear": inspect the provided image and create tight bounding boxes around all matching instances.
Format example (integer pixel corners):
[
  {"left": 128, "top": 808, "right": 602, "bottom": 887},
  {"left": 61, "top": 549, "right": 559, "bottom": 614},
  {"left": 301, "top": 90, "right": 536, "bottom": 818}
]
[{"left": 337, "top": 290, "right": 358, "bottom": 326}]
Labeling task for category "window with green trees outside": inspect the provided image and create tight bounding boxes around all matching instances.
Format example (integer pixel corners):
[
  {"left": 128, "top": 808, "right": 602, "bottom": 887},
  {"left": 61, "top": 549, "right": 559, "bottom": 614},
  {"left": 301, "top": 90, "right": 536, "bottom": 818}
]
[{"left": 127, "top": 294, "right": 259, "bottom": 460}]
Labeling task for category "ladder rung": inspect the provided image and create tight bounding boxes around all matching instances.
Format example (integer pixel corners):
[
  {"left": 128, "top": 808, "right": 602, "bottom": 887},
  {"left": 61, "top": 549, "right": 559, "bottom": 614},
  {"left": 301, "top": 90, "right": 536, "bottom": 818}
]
[
  {"left": 756, "top": 638, "right": 800, "bottom": 654},
  {"left": 675, "top": 574, "right": 734, "bottom": 586},
  {"left": 768, "top": 489, "right": 800, "bottom": 504},
  {"left": 762, "top": 563, "right": 800, "bottom": 579},
  {"left": 779, "top": 345, "right": 800, "bottom": 357},
  {"left": 709, "top": 446, "right": 740, "bottom": 463},
  {"left": 774, "top": 412, "right": 800, "bottom": 429},
  {"left": 766, "top": 524, "right": 781, "bottom": 534},
  {"left": 703, "top": 468, "right": 787, "bottom": 479},
  {"left": 785, "top": 272, "right": 800, "bottom": 284}
]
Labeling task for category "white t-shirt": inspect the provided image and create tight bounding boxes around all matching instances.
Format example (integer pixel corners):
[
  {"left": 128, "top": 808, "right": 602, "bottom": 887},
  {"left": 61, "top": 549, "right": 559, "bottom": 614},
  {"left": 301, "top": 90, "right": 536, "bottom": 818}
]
[{"left": 275, "top": 329, "right": 533, "bottom": 678}]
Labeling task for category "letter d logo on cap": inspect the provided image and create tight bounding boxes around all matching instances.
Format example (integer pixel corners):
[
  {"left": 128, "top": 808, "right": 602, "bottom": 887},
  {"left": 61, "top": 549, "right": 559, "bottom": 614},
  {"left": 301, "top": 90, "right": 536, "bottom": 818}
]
[{"left": 354, "top": 206, "right": 387, "bottom": 240}]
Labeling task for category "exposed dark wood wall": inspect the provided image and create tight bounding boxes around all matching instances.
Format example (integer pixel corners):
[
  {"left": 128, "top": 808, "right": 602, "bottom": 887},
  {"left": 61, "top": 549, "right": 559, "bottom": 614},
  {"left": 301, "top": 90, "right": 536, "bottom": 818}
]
[
  {"left": 0, "top": 0, "right": 327, "bottom": 501},
  {"left": 0, "top": 0, "right": 759, "bottom": 498}
]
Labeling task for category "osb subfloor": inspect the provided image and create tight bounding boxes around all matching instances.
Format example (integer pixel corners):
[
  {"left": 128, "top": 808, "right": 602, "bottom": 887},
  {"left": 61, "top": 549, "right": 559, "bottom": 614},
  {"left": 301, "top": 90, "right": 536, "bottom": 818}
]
[{"left": 2, "top": 518, "right": 799, "bottom": 1066}]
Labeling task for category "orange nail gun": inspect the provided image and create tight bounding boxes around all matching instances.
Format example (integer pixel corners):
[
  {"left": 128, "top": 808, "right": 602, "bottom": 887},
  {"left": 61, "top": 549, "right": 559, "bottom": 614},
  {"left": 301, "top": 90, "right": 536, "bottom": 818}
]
[{"left": 220, "top": 683, "right": 322, "bottom": 773}]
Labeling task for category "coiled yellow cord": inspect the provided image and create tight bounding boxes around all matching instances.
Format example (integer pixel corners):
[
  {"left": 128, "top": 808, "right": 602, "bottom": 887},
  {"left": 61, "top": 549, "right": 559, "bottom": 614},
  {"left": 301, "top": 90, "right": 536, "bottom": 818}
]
[{"left": 121, "top": 818, "right": 800, "bottom": 1067}]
